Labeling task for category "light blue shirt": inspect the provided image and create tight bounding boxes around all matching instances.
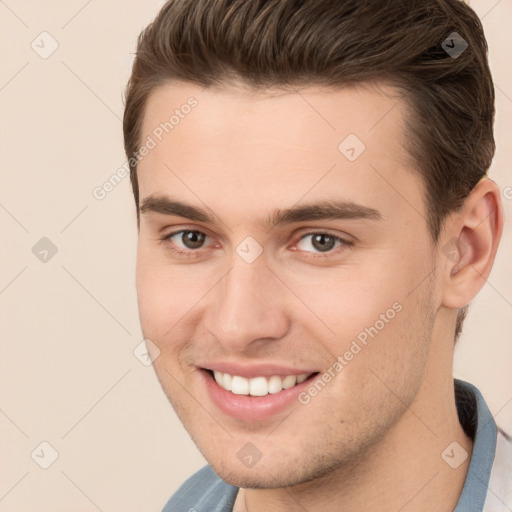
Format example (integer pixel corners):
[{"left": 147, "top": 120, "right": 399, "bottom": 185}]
[{"left": 162, "top": 380, "right": 511, "bottom": 511}]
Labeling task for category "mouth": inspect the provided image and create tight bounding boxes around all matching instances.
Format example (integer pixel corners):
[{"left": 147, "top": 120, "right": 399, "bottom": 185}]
[
  {"left": 207, "top": 369, "right": 318, "bottom": 397},
  {"left": 199, "top": 367, "right": 320, "bottom": 421}
]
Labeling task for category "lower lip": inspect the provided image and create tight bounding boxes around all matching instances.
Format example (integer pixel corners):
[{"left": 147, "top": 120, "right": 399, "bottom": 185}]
[{"left": 199, "top": 369, "right": 318, "bottom": 422}]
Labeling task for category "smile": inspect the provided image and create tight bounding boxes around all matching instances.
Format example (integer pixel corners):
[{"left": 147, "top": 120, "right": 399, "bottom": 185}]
[
  {"left": 212, "top": 370, "right": 312, "bottom": 396},
  {"left": 199, "top": 365, "right": 321, "bottom": 421}
]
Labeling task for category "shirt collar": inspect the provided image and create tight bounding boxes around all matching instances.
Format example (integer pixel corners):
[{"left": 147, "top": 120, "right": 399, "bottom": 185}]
[{"left": 454, "top": 379, "right": 497, "bottom": 511}]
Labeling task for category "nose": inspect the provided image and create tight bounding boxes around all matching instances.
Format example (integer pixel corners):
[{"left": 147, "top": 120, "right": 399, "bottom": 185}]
[{"left": 204, "top": 257, "right": 290, "bottom": 352}]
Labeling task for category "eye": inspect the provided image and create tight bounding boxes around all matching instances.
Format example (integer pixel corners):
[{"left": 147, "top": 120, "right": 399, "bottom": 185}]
[
  {"left": 164, "top": 230, "right": 209, "bottom": 252},
  {"left": 160, "top": 229, "right": 350, "bottom": 260},
  {"left": 295, "top": 232, "right": 347, "bottom": 253}
]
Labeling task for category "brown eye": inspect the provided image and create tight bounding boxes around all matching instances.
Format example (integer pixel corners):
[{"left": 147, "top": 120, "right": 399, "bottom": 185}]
[
  {"left": 161, "top": 229, "right": 214, "bottom": 259},
  {"left": 311, "top": 234, "right": 336, "bottom": 252},
  {"left": 297, "top": 232, "right": 344, "bottom": 253},
  {"left": 180, "top": 230, "right": 206, "bottom": 249}
]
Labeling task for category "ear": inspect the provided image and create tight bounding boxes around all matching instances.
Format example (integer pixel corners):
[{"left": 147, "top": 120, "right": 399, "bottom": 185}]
[{"left": 440, "top": 178, "right": 504, "bottom": 309}]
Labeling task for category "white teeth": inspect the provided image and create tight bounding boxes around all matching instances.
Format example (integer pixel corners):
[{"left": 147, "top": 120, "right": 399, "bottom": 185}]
[
  {"left": 249, "top": 377, "right": 268, "bottom": 396},
  {"left": 268, "top": 375, "right": 283, "bottom": 394},
  {"left": 231, "top": 375, "right": 249, "bottom": 395},
  {"left": 223, "top": 372, "right": 232, "bottom": 391},
  {"left": 211, "top": 371, "right": 310, "bottom": 396},
  {"left": 282, "top": 375, "right": 297, "bottom": 389},
  {"left": 213, "top": 370, "right": 223, "bottom": 386},
  {"left": 296, "top": 373, "right": 308, "bottom": 384}
]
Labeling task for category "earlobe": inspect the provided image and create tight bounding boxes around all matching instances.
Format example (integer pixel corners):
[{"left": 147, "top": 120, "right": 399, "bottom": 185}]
[{"left": 441, "top": 178, "right": 504, "bottom": 309}]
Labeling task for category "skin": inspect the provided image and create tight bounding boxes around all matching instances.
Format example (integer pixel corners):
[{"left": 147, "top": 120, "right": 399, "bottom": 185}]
[{"left": 135, "top": 81, "right": 503, "bottom": 512}]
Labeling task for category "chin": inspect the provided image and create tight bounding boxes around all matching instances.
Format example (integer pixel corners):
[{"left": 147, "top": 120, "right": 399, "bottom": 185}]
[
  {"left": 212, "top": 462, "right": 309, "bottom": 489},
  {"left": 202, "top": 442, "right": 351, "bottom": 490}
]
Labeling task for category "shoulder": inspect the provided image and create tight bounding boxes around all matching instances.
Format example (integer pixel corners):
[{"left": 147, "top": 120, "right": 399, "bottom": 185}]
[{"left": 162, "top": 464, "right": 239, "bottom": 512}]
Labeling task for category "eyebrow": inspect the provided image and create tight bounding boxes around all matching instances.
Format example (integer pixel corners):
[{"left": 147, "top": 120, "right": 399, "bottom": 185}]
[{"left": 139, "top": 195, "right": 383, "bottom": 228}]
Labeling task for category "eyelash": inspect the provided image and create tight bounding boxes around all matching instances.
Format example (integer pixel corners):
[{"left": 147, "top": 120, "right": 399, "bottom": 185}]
[{"left": 160, "top": 229, "right": 352, "bottom": 260}]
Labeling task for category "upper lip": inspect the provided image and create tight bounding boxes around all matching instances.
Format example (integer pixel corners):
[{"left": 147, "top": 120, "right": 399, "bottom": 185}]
[{"left": 200, "top": 361, "right": 318, "bottom": 379}]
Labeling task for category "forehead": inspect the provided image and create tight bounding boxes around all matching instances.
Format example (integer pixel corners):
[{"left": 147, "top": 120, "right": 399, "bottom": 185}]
[
  {"left": 141, "top": 81, "right": 411, "bottom": 155},
  {"left": 137, "top": 81, "right": 423, "bottom": 230}
]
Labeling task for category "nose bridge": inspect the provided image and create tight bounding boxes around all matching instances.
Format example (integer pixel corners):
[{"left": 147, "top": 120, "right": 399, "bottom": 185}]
[{"left": 207, "top": 256, "right": 288, "bottom": 350}]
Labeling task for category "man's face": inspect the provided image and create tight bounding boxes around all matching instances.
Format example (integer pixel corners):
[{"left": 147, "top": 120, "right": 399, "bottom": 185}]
[{"left": 136, "top": 82, "right": 441, "bottom": 488}]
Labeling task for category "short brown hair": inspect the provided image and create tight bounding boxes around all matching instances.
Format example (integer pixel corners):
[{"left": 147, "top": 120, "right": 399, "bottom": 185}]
[{"left": 123, "top": 0, "right": 495, "bottom": 341}]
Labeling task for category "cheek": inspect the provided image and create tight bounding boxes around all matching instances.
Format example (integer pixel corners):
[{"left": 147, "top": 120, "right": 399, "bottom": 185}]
[
  {"left": 283, "top": 266, "right": 403, "bottom": 341},
  {"left": 339, "top": 273, "right": 435, "bottom": 401},
  {"left": 136, "top": 244, "right": 186, "bottom": 339},
  {"left": 283, "top": 250, "right": 434, "bottom": 374},
  {"left": 135, "top": 242, "right": 216, "bottom": 351}
]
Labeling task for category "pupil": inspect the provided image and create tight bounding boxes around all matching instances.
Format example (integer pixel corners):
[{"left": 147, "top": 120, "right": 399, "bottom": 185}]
[
  {"left": 312, "top": 234, "right": 335, "bottom": 252},
  {"left": 183, "top": 231, "right": 205, "bottom": 249}
]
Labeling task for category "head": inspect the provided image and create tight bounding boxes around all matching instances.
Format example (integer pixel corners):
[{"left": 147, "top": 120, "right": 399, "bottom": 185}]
[{"left": 124, "top": 0, "right": 502, "bottom": 489}]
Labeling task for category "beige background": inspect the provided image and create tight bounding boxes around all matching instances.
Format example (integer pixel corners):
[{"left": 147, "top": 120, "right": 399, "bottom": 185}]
[{"left": 0, "top": 1, "right": 511, "bottom": 510}]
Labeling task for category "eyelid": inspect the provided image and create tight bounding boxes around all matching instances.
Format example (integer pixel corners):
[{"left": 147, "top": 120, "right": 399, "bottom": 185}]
[
  {"left": 296, "top": 228, "right": 351, "bottom": 240},
  {"left": 162, "top": 225, "right": 215, "bottom": 242}
]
